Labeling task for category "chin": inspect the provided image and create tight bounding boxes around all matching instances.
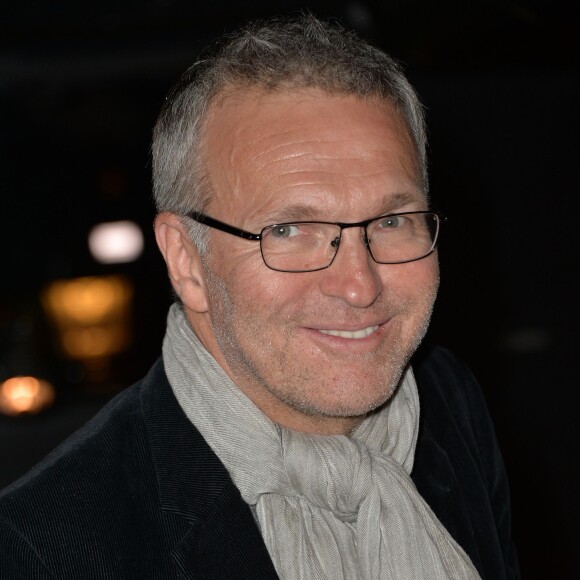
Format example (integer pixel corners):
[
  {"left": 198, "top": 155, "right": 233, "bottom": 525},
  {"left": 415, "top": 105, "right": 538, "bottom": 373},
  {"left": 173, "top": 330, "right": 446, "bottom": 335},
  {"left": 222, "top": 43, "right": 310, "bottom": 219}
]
[{"left": 284, "top": 377, "right": 402, "bottom": 420}]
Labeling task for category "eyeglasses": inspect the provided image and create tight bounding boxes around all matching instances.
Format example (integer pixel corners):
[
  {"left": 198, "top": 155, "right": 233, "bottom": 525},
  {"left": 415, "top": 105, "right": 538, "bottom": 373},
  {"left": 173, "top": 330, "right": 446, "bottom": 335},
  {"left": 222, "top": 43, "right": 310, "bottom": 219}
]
[{"left": 187, "top": 210, "right": 445, "bottom": 273}]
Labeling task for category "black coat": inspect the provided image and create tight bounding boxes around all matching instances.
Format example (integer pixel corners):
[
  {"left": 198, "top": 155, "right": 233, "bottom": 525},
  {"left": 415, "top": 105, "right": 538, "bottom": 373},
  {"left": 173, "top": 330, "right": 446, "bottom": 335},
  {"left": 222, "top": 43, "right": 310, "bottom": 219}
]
[{"left": 0, "top": 345, "right": 519, "bottom": 579}]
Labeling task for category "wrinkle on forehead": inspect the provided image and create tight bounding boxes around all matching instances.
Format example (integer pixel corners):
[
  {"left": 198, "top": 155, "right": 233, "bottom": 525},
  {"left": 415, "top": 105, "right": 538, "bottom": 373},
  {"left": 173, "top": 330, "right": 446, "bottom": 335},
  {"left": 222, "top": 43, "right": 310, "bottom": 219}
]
[{"left": 203, "top": 87, "right": 423, "bottom": 220}]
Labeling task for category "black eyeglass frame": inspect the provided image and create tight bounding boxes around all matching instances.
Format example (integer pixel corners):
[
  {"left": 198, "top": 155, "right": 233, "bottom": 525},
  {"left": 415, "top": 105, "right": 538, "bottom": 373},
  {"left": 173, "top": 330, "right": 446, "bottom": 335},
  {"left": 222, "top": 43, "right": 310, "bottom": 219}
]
[{"left": 186, "top": 210, "right": 446, "bottom": 272}]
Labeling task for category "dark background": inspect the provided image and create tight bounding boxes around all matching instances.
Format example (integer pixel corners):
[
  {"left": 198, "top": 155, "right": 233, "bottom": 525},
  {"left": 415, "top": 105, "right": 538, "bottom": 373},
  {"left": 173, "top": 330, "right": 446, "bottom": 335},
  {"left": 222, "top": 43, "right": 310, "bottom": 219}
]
[{"left": 1, "top": 1, "right": 578, "bottom": 578}]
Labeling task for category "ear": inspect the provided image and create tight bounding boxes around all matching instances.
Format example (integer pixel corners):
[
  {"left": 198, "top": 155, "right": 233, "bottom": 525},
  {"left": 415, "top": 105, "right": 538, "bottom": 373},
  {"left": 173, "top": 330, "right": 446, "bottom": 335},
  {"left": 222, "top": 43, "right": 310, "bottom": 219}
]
[{"left": 154, "top": 213, "right": 209, "bottom": 313}]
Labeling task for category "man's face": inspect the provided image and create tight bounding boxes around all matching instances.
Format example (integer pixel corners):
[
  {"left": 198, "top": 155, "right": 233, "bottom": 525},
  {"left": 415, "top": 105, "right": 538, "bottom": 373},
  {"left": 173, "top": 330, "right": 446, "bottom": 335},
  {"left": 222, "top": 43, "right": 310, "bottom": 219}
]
[{"left": 191, "top": 88, "right": 439, "bottom": 433}]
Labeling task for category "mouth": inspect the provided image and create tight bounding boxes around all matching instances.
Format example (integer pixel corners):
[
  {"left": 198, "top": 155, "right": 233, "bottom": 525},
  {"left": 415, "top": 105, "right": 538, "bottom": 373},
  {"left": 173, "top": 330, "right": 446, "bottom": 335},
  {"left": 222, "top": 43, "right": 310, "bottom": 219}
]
[{"left": 318, "top": 325, "right": 379, "bottom": 340}]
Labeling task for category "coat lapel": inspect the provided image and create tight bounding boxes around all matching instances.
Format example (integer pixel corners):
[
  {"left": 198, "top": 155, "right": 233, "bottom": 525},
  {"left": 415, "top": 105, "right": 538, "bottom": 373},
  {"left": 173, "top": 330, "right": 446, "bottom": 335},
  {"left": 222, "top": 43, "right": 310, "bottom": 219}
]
[
  {"left": 139, "top": 359, "right": 278, "bottom": 579},
  {"left": 171, "top": 483, "right": 278, "bottom": 579}
]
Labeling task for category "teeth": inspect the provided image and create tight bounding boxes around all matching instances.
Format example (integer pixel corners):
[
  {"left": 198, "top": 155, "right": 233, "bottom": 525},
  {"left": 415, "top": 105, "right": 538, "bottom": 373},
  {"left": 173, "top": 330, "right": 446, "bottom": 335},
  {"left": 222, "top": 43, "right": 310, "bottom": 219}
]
[{"left": 319, "top": 325, "right": 379, "bottom": 339}]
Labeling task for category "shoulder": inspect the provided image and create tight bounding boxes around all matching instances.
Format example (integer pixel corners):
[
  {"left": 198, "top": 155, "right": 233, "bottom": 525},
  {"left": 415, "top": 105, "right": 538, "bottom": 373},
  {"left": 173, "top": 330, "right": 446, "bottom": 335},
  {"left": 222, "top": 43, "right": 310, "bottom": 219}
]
[
  {"left": 410, "top": 342, "right": 500, "bottom": 489},
  {"left": 410, "top": 343, "right": 520, "bottom": 579},
  {"left": 412, "top": 343, "right": 492, "bottom": 438},
  {"left": 0, "top": 373, "right": 146, "bottom": 503},
  {"left": 412, "top": 343, "right": 480, "bottom": 396},
  {"left": 0, "top": 357, "right": 272, "bottom": 578},
  {"left": 0, "top": 362, "right": 163, "bottom": 576}
]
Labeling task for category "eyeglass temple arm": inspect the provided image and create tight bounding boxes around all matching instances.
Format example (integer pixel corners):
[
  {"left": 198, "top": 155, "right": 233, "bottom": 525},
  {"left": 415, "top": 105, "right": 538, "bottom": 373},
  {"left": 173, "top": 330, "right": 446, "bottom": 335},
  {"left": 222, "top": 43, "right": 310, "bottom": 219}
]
[{"left": 187, "top": 211, "right": 262, "bottom": 241}]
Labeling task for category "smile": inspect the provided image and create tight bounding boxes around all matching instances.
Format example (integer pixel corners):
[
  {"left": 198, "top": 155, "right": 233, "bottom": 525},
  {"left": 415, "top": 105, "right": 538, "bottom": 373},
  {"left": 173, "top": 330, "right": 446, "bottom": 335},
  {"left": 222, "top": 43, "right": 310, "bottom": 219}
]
[{"left": 318, "top": 325, "right": 379, "bottom": 339}]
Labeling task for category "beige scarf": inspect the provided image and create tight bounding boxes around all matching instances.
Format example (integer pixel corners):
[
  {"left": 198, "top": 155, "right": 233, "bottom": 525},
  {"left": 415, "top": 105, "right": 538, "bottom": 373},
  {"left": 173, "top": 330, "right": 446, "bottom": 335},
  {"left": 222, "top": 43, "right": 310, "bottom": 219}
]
[{"left": 163, "top": 304, "right": 480, "bottom": 579}]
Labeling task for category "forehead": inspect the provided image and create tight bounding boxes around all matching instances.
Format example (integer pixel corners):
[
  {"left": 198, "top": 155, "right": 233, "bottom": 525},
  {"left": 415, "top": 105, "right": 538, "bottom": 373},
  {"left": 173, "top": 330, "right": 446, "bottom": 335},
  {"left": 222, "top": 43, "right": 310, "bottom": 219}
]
[{"left": 202, "top": 87, "right": 423, "bottom": 222}]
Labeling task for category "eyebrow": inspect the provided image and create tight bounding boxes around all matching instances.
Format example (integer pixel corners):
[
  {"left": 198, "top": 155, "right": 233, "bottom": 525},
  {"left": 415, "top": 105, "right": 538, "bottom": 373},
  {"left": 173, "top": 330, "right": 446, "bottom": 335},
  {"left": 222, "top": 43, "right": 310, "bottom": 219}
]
[
  {"left": 380, "top": 192, "right": 425, "bottom": 212},
  {"left": 260, "top": 204, "right": 324, "bottom": 224},
  {"left": 259, "top": 191, "right": 425, "bottom": 225}
]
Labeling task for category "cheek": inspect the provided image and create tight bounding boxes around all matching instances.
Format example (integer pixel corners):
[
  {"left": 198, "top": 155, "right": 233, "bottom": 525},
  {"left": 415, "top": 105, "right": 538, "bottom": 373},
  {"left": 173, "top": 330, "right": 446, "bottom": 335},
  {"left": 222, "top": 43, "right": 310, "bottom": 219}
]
[
  {"left": 420, "top": 256, "right": 441, "bottom": 297},
  {"left": 207, "top": 242, "right": 269, "bottom": 305},
  {"left": 381, "top": 258, "right": 439, "bottom": 345},
  {"left": 218, "top": 256, "right": 305, "bottom": 327},
  {"left": 380, "top": 255, "right": 439, "bottom": 300}
]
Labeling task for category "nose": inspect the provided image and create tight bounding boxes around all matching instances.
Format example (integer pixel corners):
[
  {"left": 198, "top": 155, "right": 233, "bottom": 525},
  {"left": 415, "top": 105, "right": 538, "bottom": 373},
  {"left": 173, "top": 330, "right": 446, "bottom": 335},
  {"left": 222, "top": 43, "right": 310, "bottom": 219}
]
[{"left": 319, "top": 228, "right": 383, "bottom": 308}]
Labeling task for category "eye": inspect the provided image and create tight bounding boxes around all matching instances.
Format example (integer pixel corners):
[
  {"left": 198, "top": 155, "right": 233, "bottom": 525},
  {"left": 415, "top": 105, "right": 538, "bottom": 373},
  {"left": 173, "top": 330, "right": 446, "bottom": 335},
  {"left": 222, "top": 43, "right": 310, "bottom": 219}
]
[
  {"left": 378, "top": 215, "right": 406, "bottom": 229},
  {"left": 270, "top": 224, "right": 301, "bottom": 238}
]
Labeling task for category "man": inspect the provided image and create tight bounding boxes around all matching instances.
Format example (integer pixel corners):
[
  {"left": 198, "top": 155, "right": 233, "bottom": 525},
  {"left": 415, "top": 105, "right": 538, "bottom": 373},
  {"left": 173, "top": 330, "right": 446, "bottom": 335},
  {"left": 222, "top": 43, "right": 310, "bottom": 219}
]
[{"left": 0, "top": 16, "right": 518, "bottom": 579}]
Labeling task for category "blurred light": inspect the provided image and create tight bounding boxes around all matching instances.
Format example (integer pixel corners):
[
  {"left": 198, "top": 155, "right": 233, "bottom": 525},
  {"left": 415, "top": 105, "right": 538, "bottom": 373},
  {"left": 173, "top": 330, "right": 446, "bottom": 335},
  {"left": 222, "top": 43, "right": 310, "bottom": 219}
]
[
  {"left": 42, "top": 275, "right": 133, "bottom": 360},
  {"left": 42, "top": 276, "right": 129, "bottom": 325},
  {"left": 88, "top": 220, "right": 143, "bottom": 264},
  {"left": 498, "top": 327, "right": 552, "bottom": 354},
  {"left": 0, "top": 376, "right": 55, "bottom": 416}
]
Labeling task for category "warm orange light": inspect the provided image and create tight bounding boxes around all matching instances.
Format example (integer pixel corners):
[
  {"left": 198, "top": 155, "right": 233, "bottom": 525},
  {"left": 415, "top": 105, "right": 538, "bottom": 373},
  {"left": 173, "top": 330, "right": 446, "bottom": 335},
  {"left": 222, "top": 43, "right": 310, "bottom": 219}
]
[
  {"left": 0, "top": 376, "right": 55, "bottom": 416},
  {"left": 42, "top": 276, "right": 131, "bottom": 325},
  {"left": 42, "top": 275, "right": 133, "bottom": 360}
]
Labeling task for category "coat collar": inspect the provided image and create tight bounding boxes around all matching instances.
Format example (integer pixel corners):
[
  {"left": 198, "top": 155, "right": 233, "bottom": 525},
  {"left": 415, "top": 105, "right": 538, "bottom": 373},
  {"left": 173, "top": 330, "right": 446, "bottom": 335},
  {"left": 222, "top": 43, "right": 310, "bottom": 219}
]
[{"left": 139, "top": 359, "right": 278, "bottom": 578}]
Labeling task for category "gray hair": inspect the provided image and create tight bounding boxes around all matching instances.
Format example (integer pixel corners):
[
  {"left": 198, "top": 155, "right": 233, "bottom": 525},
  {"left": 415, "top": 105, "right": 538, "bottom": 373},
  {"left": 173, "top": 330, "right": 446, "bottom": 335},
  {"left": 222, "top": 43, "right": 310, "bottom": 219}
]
[{"left": 152, "top": 14, "right": 428, "bottom": 252}]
